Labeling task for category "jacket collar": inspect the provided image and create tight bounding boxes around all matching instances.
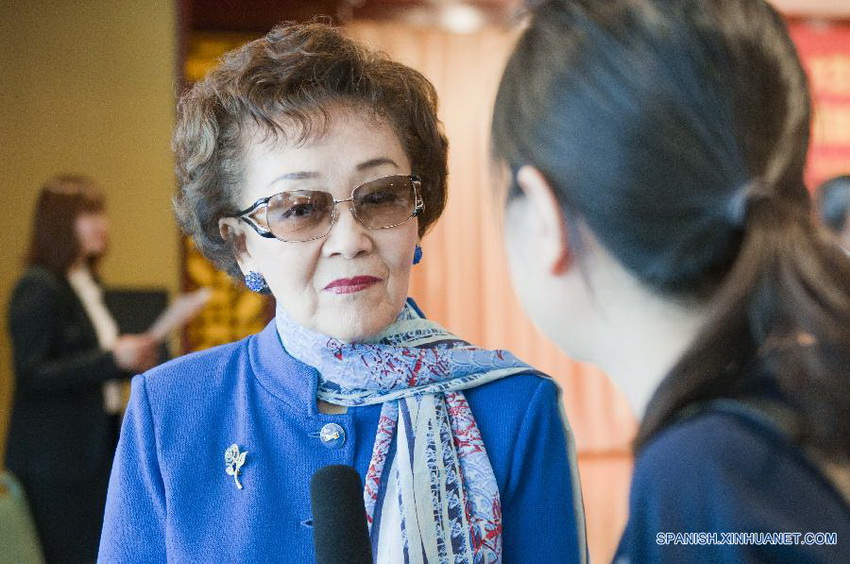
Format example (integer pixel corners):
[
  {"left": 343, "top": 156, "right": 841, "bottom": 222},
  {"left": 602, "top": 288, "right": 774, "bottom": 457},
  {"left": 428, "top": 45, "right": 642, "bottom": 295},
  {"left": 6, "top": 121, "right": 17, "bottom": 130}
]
[{"left": 248, "top": 320, "right": 323, "bottom": 417}]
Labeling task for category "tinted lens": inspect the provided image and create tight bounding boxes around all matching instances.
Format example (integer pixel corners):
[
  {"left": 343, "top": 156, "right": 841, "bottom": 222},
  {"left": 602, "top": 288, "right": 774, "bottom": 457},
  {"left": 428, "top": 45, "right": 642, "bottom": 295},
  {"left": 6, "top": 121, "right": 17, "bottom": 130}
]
[
  {"left": 352, "top": 176, "right": 416, "bottom": 229},
  {"left": 266, "top": 190, "right": 334, "bottom": 241}
]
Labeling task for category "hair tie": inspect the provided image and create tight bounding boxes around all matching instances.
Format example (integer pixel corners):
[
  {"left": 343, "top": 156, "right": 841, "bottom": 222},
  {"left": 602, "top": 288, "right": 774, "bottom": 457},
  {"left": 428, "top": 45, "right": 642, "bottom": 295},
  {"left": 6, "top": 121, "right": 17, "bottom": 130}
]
[{"left": 726, "top": 181, "right": 772, "bottom": 227}]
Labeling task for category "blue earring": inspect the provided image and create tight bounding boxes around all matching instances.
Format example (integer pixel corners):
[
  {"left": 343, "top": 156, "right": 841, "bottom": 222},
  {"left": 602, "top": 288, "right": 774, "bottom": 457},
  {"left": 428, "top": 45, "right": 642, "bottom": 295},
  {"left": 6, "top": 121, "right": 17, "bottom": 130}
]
[
  {"left": 413, "top": 245, "right": 423, "bottom": 265},
  {"left": 245, "top": 271, "right": 267, "bottom": 292}
]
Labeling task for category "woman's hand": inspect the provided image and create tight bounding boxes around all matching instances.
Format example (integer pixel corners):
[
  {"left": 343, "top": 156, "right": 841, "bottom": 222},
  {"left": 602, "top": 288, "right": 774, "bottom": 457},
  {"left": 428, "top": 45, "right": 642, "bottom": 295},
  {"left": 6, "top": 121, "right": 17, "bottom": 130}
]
[{"left": 113, "top": 334, "right": 159, "bottom": 373}]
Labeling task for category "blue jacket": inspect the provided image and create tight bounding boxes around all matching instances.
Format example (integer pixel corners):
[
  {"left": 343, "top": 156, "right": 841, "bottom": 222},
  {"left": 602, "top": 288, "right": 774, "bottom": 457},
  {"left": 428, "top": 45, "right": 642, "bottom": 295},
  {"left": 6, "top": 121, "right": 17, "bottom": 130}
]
[
  {"left": 99, "top": 321, "right": 586, "bottom": 563},
  {"left": 617, "top": 400, "right": 850, "bottom": 562}
]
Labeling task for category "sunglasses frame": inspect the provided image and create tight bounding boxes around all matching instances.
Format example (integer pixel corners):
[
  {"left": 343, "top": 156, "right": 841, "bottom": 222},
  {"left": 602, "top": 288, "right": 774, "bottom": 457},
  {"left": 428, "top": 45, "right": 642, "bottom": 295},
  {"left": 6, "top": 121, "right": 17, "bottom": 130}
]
[{"left": 229, "top": 174, "right": 424, "bottom": 243}]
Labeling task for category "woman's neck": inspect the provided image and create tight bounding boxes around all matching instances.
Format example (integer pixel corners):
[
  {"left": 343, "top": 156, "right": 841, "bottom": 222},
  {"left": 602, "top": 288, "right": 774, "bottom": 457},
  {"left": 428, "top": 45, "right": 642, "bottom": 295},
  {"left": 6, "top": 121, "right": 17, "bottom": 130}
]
[
  {"left": 580, "top": 250, "right": 710, "bottom": 419},
  {"left": 66, "top": 260, "right": 91, "bottom": 280},
  {"left": 604, "top": 303, "right": 707, "bottom": 418},
  {"left": 68, "top": 256, "right": 92, "bottom": 273}
]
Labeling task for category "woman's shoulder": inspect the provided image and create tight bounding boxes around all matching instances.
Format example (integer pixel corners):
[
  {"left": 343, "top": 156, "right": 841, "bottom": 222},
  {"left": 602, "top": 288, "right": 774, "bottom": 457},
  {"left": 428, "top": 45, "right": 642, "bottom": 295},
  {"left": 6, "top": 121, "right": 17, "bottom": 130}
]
[
  {"left": 631, "top": 401, "right": 850, "bottom": 522},
  {"left": 621, "top": 403, "right": 850, "bottom": 561},
  {"left": 464, "top": 371, "right": 563, "bottom": 447},
  {"left": 11, "top": 265, "right": 63, "bottom": 294},
  {"left": 8, "top": 266, "right": 67, "bottom": 315},
  {"left": 138, "top": 335, "right": 254, "bottom": 400},
  {"left": 636, "top": 401, "right": 799, "bottom": 479},
  {"left": 633, "top": 403, "right": 792, "bottom": 494},
  {"left": 465, "top": 370, "right": 557, "bottom": 411}
]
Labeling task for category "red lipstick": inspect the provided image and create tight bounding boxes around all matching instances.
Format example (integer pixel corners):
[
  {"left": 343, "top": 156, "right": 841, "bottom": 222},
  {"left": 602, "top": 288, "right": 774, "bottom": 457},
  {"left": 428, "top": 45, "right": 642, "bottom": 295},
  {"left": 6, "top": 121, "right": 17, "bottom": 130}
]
[{"left": 324, "top": 276, "right": 380, "bottom": 294}]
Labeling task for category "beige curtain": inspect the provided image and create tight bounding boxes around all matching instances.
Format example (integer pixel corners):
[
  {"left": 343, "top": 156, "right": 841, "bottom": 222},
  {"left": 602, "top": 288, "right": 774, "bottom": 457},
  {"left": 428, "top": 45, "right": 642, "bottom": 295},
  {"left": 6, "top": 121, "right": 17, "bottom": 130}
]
[{"left": 346, "top": 21, "right": 636, "bottom": 562}]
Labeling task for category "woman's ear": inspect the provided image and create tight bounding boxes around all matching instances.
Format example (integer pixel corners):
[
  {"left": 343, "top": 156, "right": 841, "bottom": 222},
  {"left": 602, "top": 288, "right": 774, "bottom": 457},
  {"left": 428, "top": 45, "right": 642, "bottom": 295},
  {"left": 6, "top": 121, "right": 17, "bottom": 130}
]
[
  {"left": 218, "top": 217, "right": 253, "bottom": 275},
  {"left": 515, "top": 165, "right": 572, "bottom": 275}
]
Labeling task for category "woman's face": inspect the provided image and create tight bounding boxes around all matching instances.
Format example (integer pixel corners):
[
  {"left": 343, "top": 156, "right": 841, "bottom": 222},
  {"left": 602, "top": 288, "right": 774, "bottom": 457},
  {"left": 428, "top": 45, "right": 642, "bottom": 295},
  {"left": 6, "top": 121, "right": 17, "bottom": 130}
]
[
  {"left": 75, "top": 212, "right": 109, "bottom": 259},
  {"left": 501, "top": 166, "right": 603, "bottom": 362},
  {"left": 231, "top": 109, "right": 419, "bottom": 342}
]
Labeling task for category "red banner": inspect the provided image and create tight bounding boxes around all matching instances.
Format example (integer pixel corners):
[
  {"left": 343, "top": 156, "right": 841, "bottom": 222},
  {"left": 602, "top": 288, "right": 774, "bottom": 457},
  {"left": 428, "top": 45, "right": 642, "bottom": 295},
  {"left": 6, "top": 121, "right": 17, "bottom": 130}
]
[{"left": 789, "top": 19, "right": 850, "bottom": 189}]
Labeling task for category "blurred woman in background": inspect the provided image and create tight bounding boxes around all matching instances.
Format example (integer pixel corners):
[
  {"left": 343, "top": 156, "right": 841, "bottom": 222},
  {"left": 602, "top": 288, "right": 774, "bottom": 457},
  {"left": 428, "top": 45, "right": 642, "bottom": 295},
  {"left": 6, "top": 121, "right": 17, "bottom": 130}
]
[
  {"left": 492, "top": 0, "right": 850, "bottom": 561},
  {"left": 6, "top": 175, "right": 158, "bottom": 562}
]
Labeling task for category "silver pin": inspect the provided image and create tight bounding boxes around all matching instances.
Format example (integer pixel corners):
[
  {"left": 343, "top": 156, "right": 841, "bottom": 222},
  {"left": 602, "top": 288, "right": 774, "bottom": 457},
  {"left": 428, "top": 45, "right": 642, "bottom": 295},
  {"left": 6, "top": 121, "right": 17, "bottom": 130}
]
[{"left": 224, "top": 444, "right": 248, "bottom": 489}]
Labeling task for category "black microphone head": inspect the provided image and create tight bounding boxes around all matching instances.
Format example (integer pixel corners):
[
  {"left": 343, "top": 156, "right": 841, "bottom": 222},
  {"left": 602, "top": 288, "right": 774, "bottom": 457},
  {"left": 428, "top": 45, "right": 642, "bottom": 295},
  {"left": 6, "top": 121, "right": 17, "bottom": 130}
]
[{"left": 310, "top": 465, "right": 373, "bottom": 564}]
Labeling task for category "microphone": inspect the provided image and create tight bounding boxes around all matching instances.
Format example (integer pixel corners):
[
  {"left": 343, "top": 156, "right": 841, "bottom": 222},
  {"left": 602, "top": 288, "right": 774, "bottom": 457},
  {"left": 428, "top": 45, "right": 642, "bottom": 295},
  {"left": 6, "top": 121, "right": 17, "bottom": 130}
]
[{"left": 309, "top": 465, "right": 373, "bottom": 564}]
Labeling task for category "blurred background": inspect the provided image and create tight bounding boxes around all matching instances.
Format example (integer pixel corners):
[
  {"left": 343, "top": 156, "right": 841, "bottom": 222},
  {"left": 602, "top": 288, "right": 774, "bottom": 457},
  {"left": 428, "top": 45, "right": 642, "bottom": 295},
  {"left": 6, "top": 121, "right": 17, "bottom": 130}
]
[{"left": 1, "top": 0, "right": 849, "bottom": 560}]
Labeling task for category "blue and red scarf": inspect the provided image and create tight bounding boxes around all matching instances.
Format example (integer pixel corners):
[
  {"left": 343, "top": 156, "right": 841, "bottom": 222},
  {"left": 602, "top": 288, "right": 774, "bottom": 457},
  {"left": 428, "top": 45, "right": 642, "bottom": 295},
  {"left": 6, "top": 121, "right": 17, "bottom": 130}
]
[{"left": 276, "top": 299, "right": 536, "bottom": 563}]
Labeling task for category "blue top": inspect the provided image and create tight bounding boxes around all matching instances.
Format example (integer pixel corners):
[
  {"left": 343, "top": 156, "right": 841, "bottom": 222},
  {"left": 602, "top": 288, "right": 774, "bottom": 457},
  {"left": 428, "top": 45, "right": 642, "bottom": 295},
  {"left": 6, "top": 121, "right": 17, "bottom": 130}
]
[
  {"left": 616, "top": 400, "right": 850, "bottom": 562},
  {"left": 98, "top": 321, "right": 586, "bottom": 562}
]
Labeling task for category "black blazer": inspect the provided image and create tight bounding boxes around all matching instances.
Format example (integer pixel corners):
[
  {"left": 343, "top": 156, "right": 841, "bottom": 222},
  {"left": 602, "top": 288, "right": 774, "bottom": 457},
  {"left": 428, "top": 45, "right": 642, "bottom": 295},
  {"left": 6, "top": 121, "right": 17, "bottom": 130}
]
[{"left": 5, "top": 266, "right": 130, "bottom": 482}]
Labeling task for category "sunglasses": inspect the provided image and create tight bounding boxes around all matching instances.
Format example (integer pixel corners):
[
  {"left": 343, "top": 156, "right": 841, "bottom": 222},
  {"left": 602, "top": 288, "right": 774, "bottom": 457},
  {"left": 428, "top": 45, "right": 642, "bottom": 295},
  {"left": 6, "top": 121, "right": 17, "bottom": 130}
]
[{"left": 229, "top": 175, "right": 424, "bottom": 243}]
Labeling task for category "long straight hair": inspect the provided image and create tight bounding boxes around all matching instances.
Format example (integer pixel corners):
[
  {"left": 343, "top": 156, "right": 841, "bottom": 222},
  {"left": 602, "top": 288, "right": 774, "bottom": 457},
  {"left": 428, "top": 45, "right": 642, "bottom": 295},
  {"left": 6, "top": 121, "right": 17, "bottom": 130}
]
[
  {"left": 492, "top": 0, "right": 850, "bottom": 460},
  {"left": 27, "top": 174, "right": 106, "bottom": 277}
]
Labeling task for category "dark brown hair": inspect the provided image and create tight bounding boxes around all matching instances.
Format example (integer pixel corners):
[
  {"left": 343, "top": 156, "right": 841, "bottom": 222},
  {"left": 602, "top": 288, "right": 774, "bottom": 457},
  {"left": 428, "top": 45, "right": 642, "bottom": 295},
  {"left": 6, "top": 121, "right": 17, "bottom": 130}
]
[
  {"left": 27, "top": 174, "right": 106, "bottom": 276},
  {"left": 493, "top": 0, "right": 850, "bottom": 460},
  {"left": 173, "top": 21, "right": 449, "bottom": 280}
]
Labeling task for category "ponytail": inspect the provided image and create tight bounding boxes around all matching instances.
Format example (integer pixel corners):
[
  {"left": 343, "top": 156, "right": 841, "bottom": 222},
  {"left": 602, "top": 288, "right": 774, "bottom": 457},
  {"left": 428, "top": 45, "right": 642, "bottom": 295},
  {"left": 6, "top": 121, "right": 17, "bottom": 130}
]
[
  {"left": 638, "top": 189, "right": 850, "bottom": 460},
  {"left": 638, "top": 0, "right": 850, "bottom": 460},
  {"left": 491, "top": 0, "right": 850, "bottom": 461}
]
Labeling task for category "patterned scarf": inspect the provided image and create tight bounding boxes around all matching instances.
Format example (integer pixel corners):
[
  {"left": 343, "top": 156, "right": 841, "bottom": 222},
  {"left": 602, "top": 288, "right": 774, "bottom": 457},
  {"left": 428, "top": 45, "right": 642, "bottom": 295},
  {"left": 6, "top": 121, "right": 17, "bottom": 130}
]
[{"left": 276, "top": 299, "right": 536, "bottom": 563}]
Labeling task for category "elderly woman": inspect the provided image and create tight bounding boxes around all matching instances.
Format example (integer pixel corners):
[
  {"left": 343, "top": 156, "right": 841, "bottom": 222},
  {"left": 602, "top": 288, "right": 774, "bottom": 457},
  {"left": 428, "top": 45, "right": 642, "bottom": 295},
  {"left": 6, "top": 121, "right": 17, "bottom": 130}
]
[
  {"left": 492, "top": 0, "right": 850, "bottom": 561},
  {"left": 99, "top": 22, "right": 586, "bottom": 562}
]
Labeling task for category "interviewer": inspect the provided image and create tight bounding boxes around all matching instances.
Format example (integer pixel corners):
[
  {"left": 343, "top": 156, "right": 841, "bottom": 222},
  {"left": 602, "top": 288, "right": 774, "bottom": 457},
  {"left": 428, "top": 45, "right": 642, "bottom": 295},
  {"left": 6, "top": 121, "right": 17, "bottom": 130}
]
[{"left": 491, "top": 0, "right": 850, "bottom": 561}]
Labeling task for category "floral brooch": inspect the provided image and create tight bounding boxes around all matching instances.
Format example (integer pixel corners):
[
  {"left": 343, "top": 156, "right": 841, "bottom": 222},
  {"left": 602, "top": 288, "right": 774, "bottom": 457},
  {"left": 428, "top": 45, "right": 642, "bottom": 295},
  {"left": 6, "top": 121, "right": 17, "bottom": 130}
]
[{"left": 224, "top": 444, "right": 248, "bottom": 490}]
